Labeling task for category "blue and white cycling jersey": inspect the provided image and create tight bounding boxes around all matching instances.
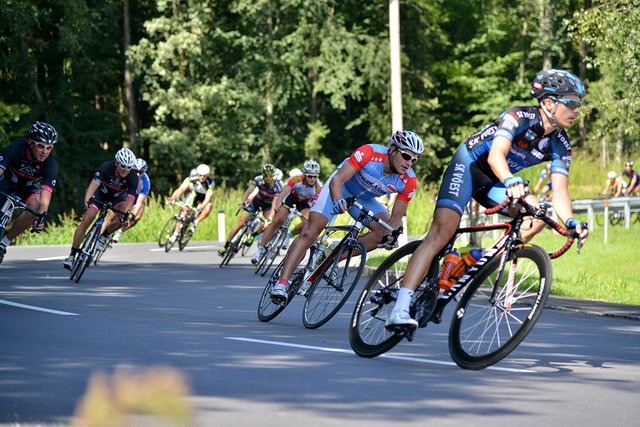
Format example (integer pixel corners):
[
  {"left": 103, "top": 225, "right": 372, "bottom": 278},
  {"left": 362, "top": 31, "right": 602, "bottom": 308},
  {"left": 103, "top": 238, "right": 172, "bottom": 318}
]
[
  {"left": 437, "top": 105, "right": 573, "bottom": 215},
  {"left": 136, "top": 173, "right": 150, "bottom": 197}
]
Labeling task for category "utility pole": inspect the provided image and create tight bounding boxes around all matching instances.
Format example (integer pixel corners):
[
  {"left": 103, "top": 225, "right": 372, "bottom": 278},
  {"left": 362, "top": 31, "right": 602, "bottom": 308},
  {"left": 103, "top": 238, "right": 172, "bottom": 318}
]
[{"left": 389, "top": 0, "right": 403, "bottom": 132}]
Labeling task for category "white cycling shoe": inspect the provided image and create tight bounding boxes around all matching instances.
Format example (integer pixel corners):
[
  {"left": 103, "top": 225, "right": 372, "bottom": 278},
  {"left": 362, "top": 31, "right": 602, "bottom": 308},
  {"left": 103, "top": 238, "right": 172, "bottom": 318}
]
[
  {"left": 270, "top": 283, "right": 288, "bottom": 302},
  {"left": 385, "top": 309, "right": 418, "bottom": 330}
]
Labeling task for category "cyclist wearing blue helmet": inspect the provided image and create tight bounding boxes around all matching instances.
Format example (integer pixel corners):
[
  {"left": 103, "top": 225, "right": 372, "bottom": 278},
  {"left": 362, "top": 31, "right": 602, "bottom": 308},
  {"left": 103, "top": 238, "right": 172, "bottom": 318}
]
[{"left": 386, "top": 69, "right": 590, "bottom": 329}]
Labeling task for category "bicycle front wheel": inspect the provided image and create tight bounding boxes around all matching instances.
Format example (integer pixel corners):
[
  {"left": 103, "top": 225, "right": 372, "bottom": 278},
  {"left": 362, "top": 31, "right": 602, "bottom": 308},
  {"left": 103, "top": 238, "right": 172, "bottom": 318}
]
[
  {"left": 257, "top": 260, "right": 303, "bottom": 322},
  {"left": 302, "top": 241, "right": 366, "bottom": 329},
  {"left": 349, "top": 240, "right": 421, "bottom": 357},
  {"left": 72, "top": 226, "right": 100, "bottom": 283},
  {"left": 158, "top": 216, "right": 178, "bottom": 247},
  {"left": 257, "top": 228, "right": 285, "bottom": 276},
  {"left": 178, "top": 220, "right": 194, "bottom": 251},
  {"left": 449, "top": 244, "right": 552, "bottom": 370}
]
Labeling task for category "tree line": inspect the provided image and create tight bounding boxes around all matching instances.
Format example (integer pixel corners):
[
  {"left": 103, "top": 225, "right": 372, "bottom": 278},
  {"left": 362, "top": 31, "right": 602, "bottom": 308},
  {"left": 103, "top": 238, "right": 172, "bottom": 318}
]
[{"left": 1, "top": 0, "right": 638, "bottom": 218}]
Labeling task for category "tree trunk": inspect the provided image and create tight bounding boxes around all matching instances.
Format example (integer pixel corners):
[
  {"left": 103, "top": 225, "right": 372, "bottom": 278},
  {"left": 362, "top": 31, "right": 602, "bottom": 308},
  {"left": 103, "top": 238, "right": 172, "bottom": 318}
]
[
  {"left": 124, "top": 0, "right": 138, "bottom": 147},
  {"left": 539, "top": 0, "right": 553, "bottom": 69}
]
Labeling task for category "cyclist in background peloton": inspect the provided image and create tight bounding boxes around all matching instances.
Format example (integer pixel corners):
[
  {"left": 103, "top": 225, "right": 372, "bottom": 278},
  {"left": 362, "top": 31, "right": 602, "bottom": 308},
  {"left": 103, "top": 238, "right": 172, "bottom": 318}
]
[
  {"left": 251, "top": 160, "right": 323, "bottom": 264},
  {"left": 63, "top": 148, "right": 138, "bottom": 269},
  {"left": 270, "top": 130, "right": 424, "bottom": 302},
  {"left": 167, "top": 164, "right": 215, "bottom": 232},
  {"left": 218, "top": 164, "right": 283, "bottom": 257},
  {"left": 111, "top": 158, "right": 151, "bottom": 243},
  {"left": 385, "top": 69, "right": 590, "bottom": 329},
  {"left": 599, "top": 171, "right": 626, "bottom": 198},
  {"left": 0, "top": 121, "right": 59, "bottom": 264},
  {"left": 621, "top": 160, "right": 639, "bottom": 196}
]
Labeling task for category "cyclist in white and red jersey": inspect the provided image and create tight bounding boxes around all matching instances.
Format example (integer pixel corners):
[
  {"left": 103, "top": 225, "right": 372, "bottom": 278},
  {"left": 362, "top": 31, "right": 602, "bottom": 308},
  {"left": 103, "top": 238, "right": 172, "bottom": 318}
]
[
  {"left": 251, "top": 160, "right": 323, "bottom": 264},
  {"left": 0, "top": 121, "right": 59, "bottom": 263},
  {"left": 270, "top": 130, "right": 423, "bottom": 302},
  {"left": 385, "top": 69, "right": 589, "bottom": 329}
]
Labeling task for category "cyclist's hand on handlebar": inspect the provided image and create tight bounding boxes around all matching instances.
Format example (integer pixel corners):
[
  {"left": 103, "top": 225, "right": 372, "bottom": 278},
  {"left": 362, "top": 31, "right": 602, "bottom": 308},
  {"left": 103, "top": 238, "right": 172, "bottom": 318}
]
[
  {"left": 331, "top": 198, "right": 347, "bottom": 215},
  {"left": 166, "top": 197, "right": 176, "bottom": 205},
  {"left": 504, "top": 176, "right": 526, "bottom": 203},
  {"left": 565, "top": 217, "right": 589, "bottom": 251},
  {"left": 82, "top": 200, "right": 90, "bottom": 212},
  {"left": 30, "top": 213, "right": 46, "bottom": 233}
]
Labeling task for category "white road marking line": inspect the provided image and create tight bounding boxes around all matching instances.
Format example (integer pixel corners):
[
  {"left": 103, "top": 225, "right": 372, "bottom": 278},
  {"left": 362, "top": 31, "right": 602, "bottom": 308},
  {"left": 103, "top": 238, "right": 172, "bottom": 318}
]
[
  {"left": 36, "top": 256, "right": 68, "bottom": 261},
  {"left": 224, "top": 336, "right": 533, "bottom": 373},
  {"left": 150, "top": 245, "right": 217, "bottom": 252},
  {"left": 0, "top": 299, "right": 79, "bottom": 316}
]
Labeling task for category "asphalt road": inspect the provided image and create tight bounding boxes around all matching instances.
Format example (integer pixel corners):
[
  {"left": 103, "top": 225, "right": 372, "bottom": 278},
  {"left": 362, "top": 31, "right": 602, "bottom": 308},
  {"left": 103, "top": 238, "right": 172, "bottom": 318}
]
[{"left": 1, "top": 242, "right": 639, "bottom": 426}]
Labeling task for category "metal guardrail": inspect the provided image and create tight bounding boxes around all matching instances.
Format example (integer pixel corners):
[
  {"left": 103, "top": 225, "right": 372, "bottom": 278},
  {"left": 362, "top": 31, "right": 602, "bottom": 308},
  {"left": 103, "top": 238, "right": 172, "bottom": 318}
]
[{"left": 572, "top": 196, "right": 640, "bottom": 230}]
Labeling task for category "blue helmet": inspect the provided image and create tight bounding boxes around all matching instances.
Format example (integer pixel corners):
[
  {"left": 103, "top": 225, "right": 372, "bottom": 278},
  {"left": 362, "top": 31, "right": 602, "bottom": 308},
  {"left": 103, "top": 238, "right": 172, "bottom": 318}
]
[
  {"left": 135, "top": 158, "right": 148, "bottom": 173},
  {"left": 531, "top": 69, "right": 586, "bottom": 101}
]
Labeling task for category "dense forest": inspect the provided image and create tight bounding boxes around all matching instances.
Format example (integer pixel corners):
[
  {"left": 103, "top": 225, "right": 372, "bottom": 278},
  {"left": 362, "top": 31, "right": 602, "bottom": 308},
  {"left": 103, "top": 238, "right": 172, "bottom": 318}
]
[{"left": 1, "top": 0, "right": 639, "bottom": 217}]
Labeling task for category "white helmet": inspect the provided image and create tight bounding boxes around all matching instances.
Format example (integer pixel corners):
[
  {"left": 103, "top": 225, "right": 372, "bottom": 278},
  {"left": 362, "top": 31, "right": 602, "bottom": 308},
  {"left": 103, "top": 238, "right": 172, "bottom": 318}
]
[
  {"left": 302, "top": 159, "right": 321, "bottom": 175},
  {"left": 115, "top": 147, "right": 136, "bottom": 168},
  {"left": 274, "top": 168, "right": 283, "bottom": 181},
  {"left": 607, "top": 171, "right": 617, "bottom": 179},
  {"left": 196, "top": 164, "right": 210, "bottom": 176},
  {"left": 289, "top": 168, "right": 303, "bottom": 178},
  {"left": 390, "top": 130, "right": 424, "bottom": 155}
]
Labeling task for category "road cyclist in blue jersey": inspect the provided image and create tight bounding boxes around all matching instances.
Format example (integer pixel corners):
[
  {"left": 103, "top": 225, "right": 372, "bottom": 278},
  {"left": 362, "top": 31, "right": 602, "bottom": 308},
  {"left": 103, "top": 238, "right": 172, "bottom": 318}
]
[
  {"left": 110, "top": 158, "right": 151, "bottom": 243},
  {"left": 0, "top": 121, "right": 59, "bottom": 264},
  {"left": 385, "top": 68, "right": 590, "bottom": 329},
  {"left": 269, "top": 130, "right": 424, "bottom": 303},
  {"left": 63, "top": 147, "right": 138, "bottom": 270}
]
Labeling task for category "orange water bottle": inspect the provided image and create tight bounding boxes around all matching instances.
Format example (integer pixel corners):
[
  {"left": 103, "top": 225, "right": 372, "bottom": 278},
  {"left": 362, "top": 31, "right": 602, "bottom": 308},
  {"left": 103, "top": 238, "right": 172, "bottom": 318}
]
[
  {"left": 443, "top": 249, "right": 483, "bottom": 289},
  {"left": 438, "top": 248, "right": 460, "bottom": 290}
]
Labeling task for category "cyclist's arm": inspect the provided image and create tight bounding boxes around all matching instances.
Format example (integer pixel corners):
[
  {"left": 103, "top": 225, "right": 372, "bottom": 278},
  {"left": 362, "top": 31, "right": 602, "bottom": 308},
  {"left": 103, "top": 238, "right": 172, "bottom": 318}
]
[
  {"left": 275, "top": 185, "right": 293, "bottom": 208},
  {"left": 550, "top": 173, "right": 573, "bottom": 224},
  {"left": 84, "top": 180, "right": 101, "bottom": 205},
  {"left": 388, "top": 198, "right": 408, "bottom": 230},
  {"left": 131, "top": 194, "right": 146, "bottom": 216},
  {"left": 242, "top": 186, "right": 258, "bottom": 205},
  {"left": 488, "top": 136, "right": 526, "bottom": 199},
  {"left": 36, "top": 188, "right": 53, "bottom": 215},
  {"left": 614, "top": 180, "right": 624, "bottom": 197},
  {"left": 170, "top": 181, "right": 190, "bottom": 200},
  {"left": 629, "top": 175, "right": 638, "bottom": 194},
  {"left": 329, "top": 163, "right": 357, "bottom": 204},
  {"left": 200, "top": 189, "right": 214, "bottom": 207}
]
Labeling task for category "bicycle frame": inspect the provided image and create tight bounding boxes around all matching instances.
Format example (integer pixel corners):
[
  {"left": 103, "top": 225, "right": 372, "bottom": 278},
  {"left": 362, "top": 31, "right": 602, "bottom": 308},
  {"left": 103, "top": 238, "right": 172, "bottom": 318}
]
[
  {"left": 0, "top": 190, "right": 46, "bottom": 237},
  {"left": 428, "top": 198, "right": 575, "bottom": 324}
]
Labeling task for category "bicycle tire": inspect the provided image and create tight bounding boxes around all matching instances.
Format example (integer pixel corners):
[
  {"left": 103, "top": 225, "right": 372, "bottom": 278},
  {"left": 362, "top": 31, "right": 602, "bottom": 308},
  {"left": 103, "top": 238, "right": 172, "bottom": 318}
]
[
  {"left": 158, "top": 216, "right": 178, "bottom": 247},
  {"left": 257, "top": 228, "right": 285, "bottom": 276},
  {"left": 349, "top": 240, "right": 422, "bottom": 357},
  {"left": 449, "top": 244, "right": 552, "bottom": 370},
  {"left": 178, "top": 216, "right": 195, "bottom": 251},
  {"left": 220, "top": 225, "right": 247, "bottom": 267},
  {"left": 257, "top": 260, "right": 303, "bottom": 322},
  {"left": 165, "top": 218, "right": 183, "bottom": 252},
  {"left": 302, "top": 241, "right": 366, "bottom": 329},
  {"left": 72, "top": 225, "right": 100, "bottom": 283},
  {"left": 609, "top": 211, "right": 623, "bottom": 226}
]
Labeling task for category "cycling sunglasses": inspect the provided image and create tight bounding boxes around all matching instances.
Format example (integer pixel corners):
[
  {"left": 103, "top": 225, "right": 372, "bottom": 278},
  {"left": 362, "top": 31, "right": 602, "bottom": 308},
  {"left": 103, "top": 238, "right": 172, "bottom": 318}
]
[
  {"left": 396, "top": 148, "right": 419, "bottom": 164},
  {"left": 304, "top": 174, "right": 318, "bottom": 179},
  {"left": 116, "top": 162, "right": 132, "bottom": 171},
  {"left": 552, "top": 97, "right": 582, "bottom": 110},
  {"left": 34, "top": 142, "right": 54, "bottom": 151}
]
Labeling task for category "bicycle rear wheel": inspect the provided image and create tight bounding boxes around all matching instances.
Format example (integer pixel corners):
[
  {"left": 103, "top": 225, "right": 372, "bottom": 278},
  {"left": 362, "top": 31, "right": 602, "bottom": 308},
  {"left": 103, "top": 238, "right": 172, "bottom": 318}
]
[
  {"left": 257, "top": 260, "right": 303, "bottom": 322},
  {"left": 158, "top": 216, "right": 178, "bottom": 247},
  {"left": 449, "top": 244, "right": 551, "bottom": 370},
  {"left": 220, "top": 225, "right": 247, "bottom": 267},
  {"left": 178, "top": 219, "right": 194, "bottom": 251},
  {"left": 349, "top": 240, "right": 422, "bottom": 357},
  {"left": 71, "top": 226, "right": 99, "bottom": 283},
  {"left": 302, "top": 241, "right": 366, "bottom": 329}
]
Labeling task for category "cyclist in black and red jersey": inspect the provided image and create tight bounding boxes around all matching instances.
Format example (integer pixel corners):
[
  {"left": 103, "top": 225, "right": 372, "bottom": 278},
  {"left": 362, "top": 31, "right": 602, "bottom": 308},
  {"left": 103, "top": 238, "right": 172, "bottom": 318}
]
[
  {"left": 218, "top": 164, "right": 283, "bottom": 256},
  {"left": 250, "top": 160, "right": 323, "bottom": 264},
  {"left": 621, "top": 160, "right": 639, "bottom": 196},
  {"left": 385, "top": 69, "right": 590, "bottom": 329},
  {"left": 63, "top": 148, "right": 138, "bottom": 269},
  {"left": 0, "top": 121, "right": 59, "bottom": 263}
]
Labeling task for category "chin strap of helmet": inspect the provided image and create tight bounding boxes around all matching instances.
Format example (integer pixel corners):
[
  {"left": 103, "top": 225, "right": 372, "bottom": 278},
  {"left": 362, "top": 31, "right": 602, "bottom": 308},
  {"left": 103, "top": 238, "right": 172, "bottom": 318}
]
[{"left": 540, "top": 100, "right": 560, "bottom": 130}]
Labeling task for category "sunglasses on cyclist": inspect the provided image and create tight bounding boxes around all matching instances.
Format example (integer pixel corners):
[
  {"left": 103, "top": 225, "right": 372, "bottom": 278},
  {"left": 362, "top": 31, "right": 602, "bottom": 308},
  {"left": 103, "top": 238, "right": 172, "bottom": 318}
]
[
  {"left": 552, "top": 97, "right": 582, "bottom": 110},
  {"left": 116, "top": 162, "right": 132, "bottom": 171},
  {"left": 34, "top": 142, "right": 54, "bottom": 151},
  {"left": 305, "top": 174, "right": 318, "bottom": 179},
  {"left": 396, "top": 148, "right": 419, "bottom": 164}
]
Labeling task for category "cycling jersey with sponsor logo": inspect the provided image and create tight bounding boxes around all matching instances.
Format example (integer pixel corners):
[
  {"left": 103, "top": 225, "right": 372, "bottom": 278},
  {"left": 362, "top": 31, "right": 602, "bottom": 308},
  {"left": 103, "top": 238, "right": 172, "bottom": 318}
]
[
  {"left": 93, "top": 160, "right": 139, "bottom": 199},
  {"left": 341, "top": 144, "right": 417, "bottom": 204},
  {"left": 252, "top": 175, "right": 283, "bottom": 202},
  {"left": 182, "top": 175, "right": 215, "bottom": 195},
  {"left": 286, "top": 175, "right": 323, "bottom": 203},
  {"left": 466, "top": 106, "right": 572, "bottom": 178},
  {"left": 0, "top": 138, "right": 58, "bottom": 193}
]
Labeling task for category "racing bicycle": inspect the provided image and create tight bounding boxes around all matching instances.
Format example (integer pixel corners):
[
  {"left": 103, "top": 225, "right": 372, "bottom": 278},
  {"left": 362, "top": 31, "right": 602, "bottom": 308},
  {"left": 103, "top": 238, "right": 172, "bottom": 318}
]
[
  {"left": 158, "top": 199, "right": 199, "bottom": 252},
  {"left": 254, "top": 205, "right": 305, "bottom": 276},
  {"left": 258, "top": 196, "right": 401, "bottom": 329},
  {"left": 0, "top": 190, "right": 46, "bottom": 248},
  {"left": 219, "top": 207, "right": 265, "bottom": 267},
  {"left": 69, "top": 198, "right": 128, "bottom": 283},
  {"left": 349, "top": 197, "right": 583, "bottom": 370}
]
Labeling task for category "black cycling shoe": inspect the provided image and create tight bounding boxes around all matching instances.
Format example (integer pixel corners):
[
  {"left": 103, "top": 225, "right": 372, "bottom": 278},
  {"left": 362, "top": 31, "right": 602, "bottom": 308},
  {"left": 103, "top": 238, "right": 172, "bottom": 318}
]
[{"left": 0, "top": 245, "right": 6, "bottom": 264}]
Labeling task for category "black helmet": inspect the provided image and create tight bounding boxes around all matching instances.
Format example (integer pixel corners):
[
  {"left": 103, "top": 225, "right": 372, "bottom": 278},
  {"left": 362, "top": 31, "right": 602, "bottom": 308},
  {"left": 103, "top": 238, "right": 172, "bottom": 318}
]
[
  {"left": 28, "top": 121, "right": 58, "bottom": 145},
  {"left": 531, "top": 69, "right": 586, "bottom": 101}
]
